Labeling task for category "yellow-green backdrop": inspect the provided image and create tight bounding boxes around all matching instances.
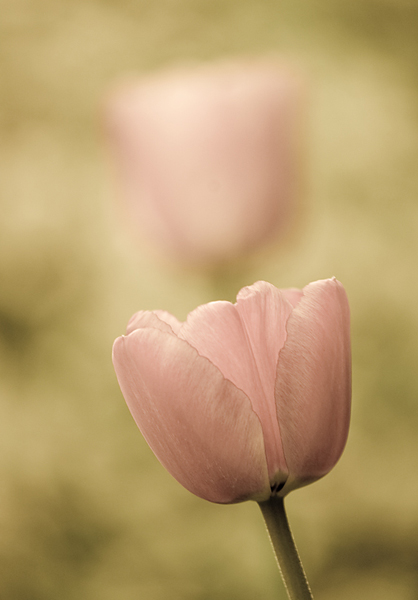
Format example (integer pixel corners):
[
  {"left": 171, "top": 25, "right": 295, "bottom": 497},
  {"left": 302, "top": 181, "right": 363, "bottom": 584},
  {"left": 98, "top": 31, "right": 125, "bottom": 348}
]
[{"left": 1, "top": 1, "right": 418, "bottom": 598}]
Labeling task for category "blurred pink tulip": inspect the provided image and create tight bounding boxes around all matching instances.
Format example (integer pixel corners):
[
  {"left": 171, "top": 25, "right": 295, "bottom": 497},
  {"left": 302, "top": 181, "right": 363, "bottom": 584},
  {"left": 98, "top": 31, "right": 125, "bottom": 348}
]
[
  {"left": 112, "top": 278, "right": 351, "bottom": 504},
  {"left": 105, "top": 60, "right": 302, "bottom": 265}
]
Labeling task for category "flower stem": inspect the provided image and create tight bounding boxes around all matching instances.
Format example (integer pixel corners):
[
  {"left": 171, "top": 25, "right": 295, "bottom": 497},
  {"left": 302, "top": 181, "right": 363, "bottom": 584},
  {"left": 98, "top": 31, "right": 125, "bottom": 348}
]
[{"left": 258, "top": 496, "right": 314, "bottom": 600}]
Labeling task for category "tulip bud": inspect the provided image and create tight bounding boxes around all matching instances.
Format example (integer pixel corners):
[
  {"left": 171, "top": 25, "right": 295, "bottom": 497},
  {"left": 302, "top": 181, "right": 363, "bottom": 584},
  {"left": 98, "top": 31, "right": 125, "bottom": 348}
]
[
  {"left": 112, "top": 278, "right": 351, "bottom": 504},
  {"left": 104, "top": 60, "right": 302, "bottom": 266}
]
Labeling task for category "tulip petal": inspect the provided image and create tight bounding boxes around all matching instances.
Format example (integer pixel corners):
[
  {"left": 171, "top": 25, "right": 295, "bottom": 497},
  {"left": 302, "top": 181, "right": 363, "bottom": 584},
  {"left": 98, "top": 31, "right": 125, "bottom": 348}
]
[
  {"left": 178, "top": 301, "right": 250, "bottom": 393},
  {"left": 126, "top": 310, "right": 182, "bottom": 336},
  {"left": 113, "top": 328, "right": 270, "bottom": 503},
  {"left": 126, "top": 311, "right": 174, "bottom": 335},
  {"left": 179, "top": 282, "right": 294, "bottom": 485},
  {"left": 153, "top": 310, "right": 182, "bottom": 334},
  {"left": 275, "top": 278, "right": 351, "bottom": 494},
  {"left": 235, "top": 282, "right": 294, "bottom": 404},
  {"left": 281, "top": 288, "right": 303, "bottom": 308}
]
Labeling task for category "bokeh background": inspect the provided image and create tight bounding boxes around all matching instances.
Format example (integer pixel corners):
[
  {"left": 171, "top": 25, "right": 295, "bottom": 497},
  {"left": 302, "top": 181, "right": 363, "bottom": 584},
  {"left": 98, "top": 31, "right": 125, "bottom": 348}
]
[{"left": 1, "top": 0, "right": 418, "bottom": 598}]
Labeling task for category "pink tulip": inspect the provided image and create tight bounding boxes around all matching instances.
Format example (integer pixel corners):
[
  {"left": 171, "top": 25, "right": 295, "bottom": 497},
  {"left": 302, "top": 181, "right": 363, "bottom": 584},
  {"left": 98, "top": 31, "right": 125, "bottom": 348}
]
[
  {"left": 105, "top": 60, "right": 302, "bottom": 265},
  {"left": 112, "top": 278, "right": 351, "bottom": 504}
]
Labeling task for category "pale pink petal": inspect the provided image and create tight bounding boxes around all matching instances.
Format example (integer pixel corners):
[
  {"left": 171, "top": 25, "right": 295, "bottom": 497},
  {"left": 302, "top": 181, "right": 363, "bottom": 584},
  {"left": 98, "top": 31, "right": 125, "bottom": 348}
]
[
  {"left": 178, "top": 300, "right": 249, "bottom": 391},
  {"left": 235, "top": 282, "right": 294, "bottom": 397},
  {"left": 153, "top": 310, "right": 182, "bottom": 334},
  {"left": 126, "top": 311, "right": 176, "bottom": 335},
  {"left": 281, "top": 287, "right": 303, "bottom": 308},
  {"left": 112, "top": 328, "right": 270, "bottom": 503},
  {"left": 275, "top": 278, "right": 351, "bottom": 494},
  {"left": 178, "top": 283, "right": 294, "bottom": 486},
  {"left": 235, "top": 282, "right": 294, "bottom": 485}
]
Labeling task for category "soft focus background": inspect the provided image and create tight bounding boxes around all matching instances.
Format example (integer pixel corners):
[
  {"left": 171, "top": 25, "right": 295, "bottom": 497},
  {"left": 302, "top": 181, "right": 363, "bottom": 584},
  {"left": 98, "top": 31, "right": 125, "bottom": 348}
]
[{"left": 1, "top": 1, "right": 418, "bottom": 599}]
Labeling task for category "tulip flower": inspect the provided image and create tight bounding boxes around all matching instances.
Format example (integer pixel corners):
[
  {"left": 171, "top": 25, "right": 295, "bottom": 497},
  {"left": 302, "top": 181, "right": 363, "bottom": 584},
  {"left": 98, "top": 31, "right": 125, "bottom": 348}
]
[
  {"left": 112, "top": 278, "right": 351, "bottom": 504},
  {"left": 105, "top": 60, "right": 302, "bottom": 266}
]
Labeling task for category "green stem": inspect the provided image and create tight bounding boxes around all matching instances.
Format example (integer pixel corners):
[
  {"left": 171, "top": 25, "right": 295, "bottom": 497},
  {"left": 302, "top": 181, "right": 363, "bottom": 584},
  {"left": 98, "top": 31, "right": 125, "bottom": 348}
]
[{"left": 258, "top": 496, "right": 314, "bottom": 600}]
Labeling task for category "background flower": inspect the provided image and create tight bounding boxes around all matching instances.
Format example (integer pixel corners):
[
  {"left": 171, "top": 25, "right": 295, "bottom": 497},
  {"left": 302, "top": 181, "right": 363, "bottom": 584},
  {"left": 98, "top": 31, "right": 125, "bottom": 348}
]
[{"left": 105, "top": 60, "right": 302, "bottom": 266}]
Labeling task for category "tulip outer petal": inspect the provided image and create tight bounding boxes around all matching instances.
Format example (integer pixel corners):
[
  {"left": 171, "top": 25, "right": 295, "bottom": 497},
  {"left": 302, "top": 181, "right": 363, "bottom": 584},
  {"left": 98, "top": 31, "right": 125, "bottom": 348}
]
[
  {"left": 275, "top": 278, "right": 351, "bottom": 495},
  {"left": 113, "top": 327, "right": 271, "bottom": 504}
]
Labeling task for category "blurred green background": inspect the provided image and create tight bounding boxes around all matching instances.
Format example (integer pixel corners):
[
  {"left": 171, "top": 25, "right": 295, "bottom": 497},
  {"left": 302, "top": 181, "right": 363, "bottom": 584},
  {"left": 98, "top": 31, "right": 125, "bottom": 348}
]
[{"left": 1, "top": 0, "right": 418, "bottom": 598}]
